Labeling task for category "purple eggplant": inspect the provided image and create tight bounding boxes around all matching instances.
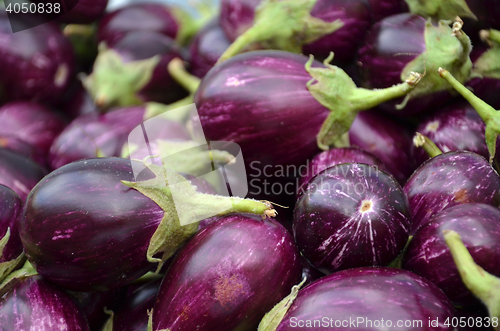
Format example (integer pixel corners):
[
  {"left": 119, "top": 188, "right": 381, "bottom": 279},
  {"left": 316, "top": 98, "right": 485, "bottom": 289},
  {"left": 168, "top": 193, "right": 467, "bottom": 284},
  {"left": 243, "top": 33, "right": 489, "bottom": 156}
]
[
  {"left": 0, "top": 12, "right": 75, "bottom": 106},
  {"left": 151, "top": 214, "right": 301, "bottom": 331},
  {"left": 294, "top": 163, "right": 411, "bottom": 274},
  {"left": 404, "top": 151, "right": 500, "bottom": 234},
  {"left": 19, "top": 157, "right": 277, "bottom": 292},
  {"left": 357, "top": 13, "right": 472, "bottom": 115},
  {"left": 260, "top": 267, "right": 455, "bottom": 330},
  {"left": 61, "top": 82, "right": 100, "bottom": 119},
  {"left": 349, "top": 110, "right": 415, "bottom": 184},
  {"left": 0, "top": 275, "right": 90, "bottom": 330},
  {"left": 193, "top": 50, "right": 420, "bottom": 176},
  {"left": 298, "top": 147, "right": 386, "bottom": 194},
  {"left": 97, "top": 3, "right": 180, "bottom": 46},
  {"left": 83, "top": 31, "right": 188, "bottom": 108},
  {"left": 412, "top": 102, "right": 490, "bottom": 166},
  {"left": 367, "top": 0, "right": 409, "bottom": 21},
  {"left": 0, "top": 185, "right": 23, "bottom": 263},
  {"left": 57, "top": 0, "right": 109, "bottom": 24},
  {"left": 403, "top": 203, "right": 500, "bottom": 306},
  {"left": 218, "top": 0, "right": 369, "bottom": 63},
  {"left": 0, "top": 148, "right": 47, "bottom": 201},
  {"left": 0, "top": 101, "right": 66, "bottom": 166},
  {"left": 112, "top": 278, "right": 161, "bottom": 331},
  {"left": 189, "top": 20, "right": 231, "bottom": 78},
  {"left": 69, "top": 287, "right": 128, "bottom": 331}
]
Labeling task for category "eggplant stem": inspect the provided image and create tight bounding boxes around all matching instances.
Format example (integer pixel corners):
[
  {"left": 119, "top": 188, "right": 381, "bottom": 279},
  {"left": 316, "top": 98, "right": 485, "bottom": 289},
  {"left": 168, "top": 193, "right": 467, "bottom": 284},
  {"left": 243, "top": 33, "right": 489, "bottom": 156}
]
[
  {"left": 413, "top": 132, "right": 443, "bottom": 157},
  {"left": 167, "top": 58, "right": 200, "bottom": 94},
  {"left": 444, "top": 230, "right": 500, "bottom": 329}
]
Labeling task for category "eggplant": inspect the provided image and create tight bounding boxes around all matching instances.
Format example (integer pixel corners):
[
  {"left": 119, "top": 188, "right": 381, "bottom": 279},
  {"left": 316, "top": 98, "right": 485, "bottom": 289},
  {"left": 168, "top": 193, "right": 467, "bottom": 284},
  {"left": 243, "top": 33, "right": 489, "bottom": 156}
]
[
  {"left": 366, "top": 0, "right": 409, "bottom": 21},
  {"left": 193, "top": 50, "right": 420, "bottom": 176},
  {"left": 404, "top": 151, "right": 500, "bottom": 234},
  {"left": 0, "top": 185, "right": 23, "bottom": 282},
  {"left": 349, "top": 110, "right": 416, "bottom": 184},
  {"left": 57, "top": 0, "right": 109, "bottom": 24},
  {"left": 97, "top": 3, "right": 180, "bottom": 46},
  {"left": 0, "top": 148, "right": 47, "bottom": 201},
  {"left": 0, "top": 12, "right": 75, "bottom": 105},
  {"left": 218, "top": 0, "right": 370, "bottom": 63},
  {"left": 189, "top": 20, "right": 231, "bottom": 78},
  {"left": 412, "top": 101, "right": 490, "bottom": 166},
  {"left": 112, "top": 278, "right": 162, "bottom": 331},
  {"left": 0, "top": 101, "right": 66, "bottom": 166},
  {"left": 298, "top": 147, "right": 386, "bottom": 194},
  {"left": 83, "top": 31, "right": 188, "bottom": 108},
  {"left": 357, "top": 13, "right": 472, "bottom": 115},
  {"left": 0, "top": 275, "right": 90, "bottom": 330},
  {"left": 403, "top": 203, "right": 500, "bottom": 306},
  {"left": 20, "top": 157, "right": 277, "bottom": 292},
  {"left": 294, "top": 163, "right": 411, "bottom": 274},
  {"left": 151, "top": 214, "right": 301, "bottom": 331},
  {"left": 62, "top": 82, "right": 100, "bottom": 119},
  {"left": 259, "top": 267, "right": 456, "bottom": 331}
]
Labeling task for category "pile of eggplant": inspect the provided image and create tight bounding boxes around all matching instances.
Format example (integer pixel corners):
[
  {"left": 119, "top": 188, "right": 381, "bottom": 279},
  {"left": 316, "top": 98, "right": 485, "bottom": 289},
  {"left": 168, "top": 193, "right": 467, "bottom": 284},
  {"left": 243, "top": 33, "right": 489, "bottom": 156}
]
[{"left": 2, "top": 0, "right": 500, "bottom": 330}]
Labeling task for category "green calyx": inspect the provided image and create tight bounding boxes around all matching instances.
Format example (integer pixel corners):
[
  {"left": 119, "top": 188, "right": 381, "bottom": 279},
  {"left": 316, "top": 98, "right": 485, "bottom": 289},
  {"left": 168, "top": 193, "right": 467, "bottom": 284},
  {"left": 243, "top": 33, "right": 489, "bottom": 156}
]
[
  {"left": 101, "top": 309, "right": 114, "bottom": 331},
  {"left": 472, "top": 30, "right": 500, "bottom": 80},
  {"left": 413, "top": 132, "right": 443, "bottom": 158},
  {"left": 218, "top": 0, "right": 344, "bottom": 63},
  {"left": 404, "top": 0, "right": 477, "bottom": 21},
  {"left": 438, "top": 67, "right": 500, "bottom": 162},
  {"left": 81, "top": 43, "right": 160, "bottom": 109},
  {"left": 258, "top": 277, "right": 307, "bottom": 331},
  {"left": 171, "top": 1, "right": 218, "bottom": 46},
  {"left": 0, "top": 228, "right": 25, "bottom": 284},
  {"left": 399, "top": 18, "right": 472, "bottom": 109},
  {"left": 444, "top": 230, "right": 500, "bottom": 328},
  {"left": 0, "top": 259, "right": 37, "bottom": 296},
  {"left": 306, "top": 53, "right": 422, "bottom": 150},
  {"left": 122, "top": 163, "right": 276, "bottom": 272}
]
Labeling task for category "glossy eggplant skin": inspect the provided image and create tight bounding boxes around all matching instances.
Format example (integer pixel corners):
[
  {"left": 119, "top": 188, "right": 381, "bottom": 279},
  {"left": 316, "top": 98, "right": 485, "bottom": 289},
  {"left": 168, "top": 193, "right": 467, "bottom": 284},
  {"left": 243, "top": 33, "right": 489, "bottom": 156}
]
[
  {"left": 0, "top": 148, "right": 48, "bottom": 201},
  {"left": 20, "top": 157, "right": 163, "bottom": 292},
  {"left": 349, "top": 110, "right": 415, "bottom": 185},
  {"left": 357, "top": 13, "right": 450, "bottom": 115},
  {"left": 152, "top": 214, "right": 302, "bottom": 331},
  {"left": 403, "top": 203, "right": 500, "bottom": 306},
  {"left": 302, "top": 0, "right": 373, "bottom": 62},
  {"left": 275, "top": 267, "right": 455, "bottom": 331},
  {"left": 367, "top": 0, "right": 409, "bottom": 21},
  {"left": 189, "top": 21, "right": 231, "bottom": 78},
  {"left": 0, "top": 185, "right": 23, "bottom": 262},
  {"left": 0, "top": 101, "right": 66, "bottom": 166},
  {"left": 412, "top": 102, "right": 489, "bottom": 166},
  {"left": 219, "top": 0, "right": 259, "bottom": 42},
  {"left": 294, "top": 163, "right": 411, "bottom": 274},
  {"left": 404, "top": 151, "right": 500, "bottom": 234},
  {"left": 114, "top": 278, "right": 161, "bottom": 331},
  {"left": 0, "top": 275, "right": 90, "bottom": 330},
  {"left": 0, "top": 13, "right": 75, "bottom": 105},
  {"left": 194, "top": 50, "right": 327, "bottom": 171},
  {"left": 298, "top": 147, "right": 386, "bottom": 193},
  {"left": 57, "top": 0, "right": 109, "bottom": 24},
  {"left": 48, "top": 107, "right": 146, "bottom": 170},
  {"left": 97, "top": 3, "right": 179, "bottom": 46}
]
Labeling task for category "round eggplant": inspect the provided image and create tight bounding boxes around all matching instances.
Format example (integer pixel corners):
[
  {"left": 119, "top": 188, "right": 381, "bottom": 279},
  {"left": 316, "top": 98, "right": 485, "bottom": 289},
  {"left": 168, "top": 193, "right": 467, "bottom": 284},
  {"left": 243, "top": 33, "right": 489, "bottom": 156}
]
[
  {"left": 0, "top": 275, "right": 90, "bottom": 330},
  {"left": 403, "top": 203, "right": 500, "bottom": 306},
  {"left": 349, "top": 110, "right": 416, "bottom": 184},
  {"left": 0, "top": 185, "right": 23, "bottom": 263},
  {"left": 0, "top": 12, "right": 75, "bottom": 105},
  {"left": 298, "top": 147, "right": 386, "bottom": 194},
  {"left": 0, "top": 148, "right": 48, "bottom": 201},
  {"left": 404, "top": 151, "right": 500, "bottom": 234},
  {"left": 0, "top": 101, "right": 66, "bottom": 166},
  {"left": 294, "top": 163, "right": 411, "bottom": 274},
  {"left": 152, "top": 214, "right": 302, "bottom": 331},
  {"left": 261, "top": 267, "right": 456, "bottom": 331}
]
